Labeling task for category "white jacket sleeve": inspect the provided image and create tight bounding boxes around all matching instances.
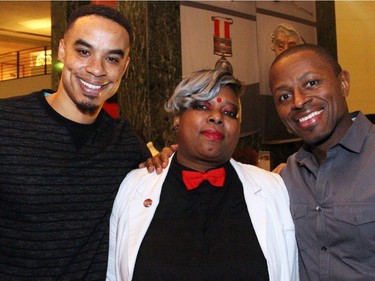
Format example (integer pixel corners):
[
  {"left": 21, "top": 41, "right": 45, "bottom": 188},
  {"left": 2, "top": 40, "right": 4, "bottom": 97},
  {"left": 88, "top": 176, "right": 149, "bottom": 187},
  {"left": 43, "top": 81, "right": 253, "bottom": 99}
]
[{"left": 106, "top": 196, "right": 119, "bottom": 281}]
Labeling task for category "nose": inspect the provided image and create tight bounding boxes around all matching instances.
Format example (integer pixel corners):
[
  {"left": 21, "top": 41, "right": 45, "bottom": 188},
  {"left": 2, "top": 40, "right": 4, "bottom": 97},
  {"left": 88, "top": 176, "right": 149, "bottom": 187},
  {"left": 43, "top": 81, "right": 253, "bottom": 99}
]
[
  {"left": 207, "top": 111, "right": 223, "bottom": 126},
  {"left": 86, "top": 56, "right": 106, "bottom": 77},
  {"left": 292, "top": 89, "right": 311, "bottom": 109}
]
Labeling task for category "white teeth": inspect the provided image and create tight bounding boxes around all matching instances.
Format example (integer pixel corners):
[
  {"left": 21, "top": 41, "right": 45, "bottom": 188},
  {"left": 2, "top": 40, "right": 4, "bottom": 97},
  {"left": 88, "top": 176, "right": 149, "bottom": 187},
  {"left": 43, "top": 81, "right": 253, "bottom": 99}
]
[
  {"left": 299, "top": 110, "right": 323, "bottom": 123},
  {"left": 80, "top": 79, "right": 101, "bottom": 90}
]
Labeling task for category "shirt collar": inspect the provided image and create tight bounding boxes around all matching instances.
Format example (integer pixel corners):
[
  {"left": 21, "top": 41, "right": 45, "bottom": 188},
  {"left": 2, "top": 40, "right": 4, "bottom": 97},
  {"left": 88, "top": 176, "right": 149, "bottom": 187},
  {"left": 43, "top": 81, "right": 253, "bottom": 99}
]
[
  {"left": 339, "top": 111, "right": 372, "bottom": 153},
  {"left": 296, "top": 111, "right": 372, "bottom": 165}
]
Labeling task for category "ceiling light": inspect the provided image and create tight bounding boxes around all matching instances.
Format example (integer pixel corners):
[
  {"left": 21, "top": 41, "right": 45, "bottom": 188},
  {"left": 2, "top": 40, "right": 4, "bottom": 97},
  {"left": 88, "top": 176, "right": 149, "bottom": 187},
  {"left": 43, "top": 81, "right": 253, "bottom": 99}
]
[{"left": 20, "top": 18, "right": 51, "bottom": 30}]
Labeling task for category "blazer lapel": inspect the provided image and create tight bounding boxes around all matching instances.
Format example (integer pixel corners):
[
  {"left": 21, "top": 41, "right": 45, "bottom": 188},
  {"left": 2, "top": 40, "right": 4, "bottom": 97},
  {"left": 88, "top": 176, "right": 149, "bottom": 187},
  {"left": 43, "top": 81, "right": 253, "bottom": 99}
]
[
  {"left": 126, "top": 164, "right": 171, "bottom": 278},
  {"left": 243, "top": 186, "right": 267, "bottom": 255},
  {"left": 230, "top": 160, "right": 268, "bottom": 255}
]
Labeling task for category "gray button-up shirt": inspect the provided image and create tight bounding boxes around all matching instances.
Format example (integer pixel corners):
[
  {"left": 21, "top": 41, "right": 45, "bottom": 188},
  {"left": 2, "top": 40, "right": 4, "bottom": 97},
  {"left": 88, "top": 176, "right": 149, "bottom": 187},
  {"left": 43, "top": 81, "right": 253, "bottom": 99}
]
[{"left": 281, "top": 111, "right": 375, "bottom": 281}]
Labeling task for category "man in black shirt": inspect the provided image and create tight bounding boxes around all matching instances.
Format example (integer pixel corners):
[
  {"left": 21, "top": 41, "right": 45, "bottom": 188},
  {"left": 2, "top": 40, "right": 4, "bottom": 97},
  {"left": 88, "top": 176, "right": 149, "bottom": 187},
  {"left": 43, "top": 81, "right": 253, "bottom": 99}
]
[{"left": 0, "top": 5, "right": 150, "bottom": 280}]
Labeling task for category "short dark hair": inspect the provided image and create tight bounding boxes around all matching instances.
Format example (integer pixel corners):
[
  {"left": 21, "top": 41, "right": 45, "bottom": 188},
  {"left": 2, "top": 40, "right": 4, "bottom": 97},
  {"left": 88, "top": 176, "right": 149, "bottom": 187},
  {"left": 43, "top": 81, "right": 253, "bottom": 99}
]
[
  {"left": 271, "top": 43, "right": 342, "bottom": 76},
  {"left": 66, "top": 4, "right": 134, "bottom": 46}
]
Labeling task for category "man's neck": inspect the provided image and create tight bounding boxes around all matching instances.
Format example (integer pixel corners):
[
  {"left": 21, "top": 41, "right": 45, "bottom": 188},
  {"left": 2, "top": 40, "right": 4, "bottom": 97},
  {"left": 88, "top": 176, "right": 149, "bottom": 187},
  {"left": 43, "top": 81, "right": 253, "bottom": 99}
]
[
  {"left": 310, "top": 113, "right": 353, "bottom": 165},
  {"left": 46, "top": 91, "right": 99, "bottom": 124}
]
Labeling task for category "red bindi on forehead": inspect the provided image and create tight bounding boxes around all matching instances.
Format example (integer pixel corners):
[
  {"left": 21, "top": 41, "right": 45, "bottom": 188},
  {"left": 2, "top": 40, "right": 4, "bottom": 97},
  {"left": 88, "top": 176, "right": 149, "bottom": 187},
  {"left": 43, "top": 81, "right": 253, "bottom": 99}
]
[{"left": 216, "top": 97, "right": 222, "bottom": 103}]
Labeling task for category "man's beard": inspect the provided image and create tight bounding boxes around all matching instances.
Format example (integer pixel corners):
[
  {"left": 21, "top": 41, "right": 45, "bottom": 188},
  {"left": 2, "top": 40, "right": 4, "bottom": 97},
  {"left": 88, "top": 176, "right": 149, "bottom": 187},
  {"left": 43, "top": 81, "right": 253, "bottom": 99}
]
[{"left": 76, "top": 101, "right": 100, "bottom": 114}]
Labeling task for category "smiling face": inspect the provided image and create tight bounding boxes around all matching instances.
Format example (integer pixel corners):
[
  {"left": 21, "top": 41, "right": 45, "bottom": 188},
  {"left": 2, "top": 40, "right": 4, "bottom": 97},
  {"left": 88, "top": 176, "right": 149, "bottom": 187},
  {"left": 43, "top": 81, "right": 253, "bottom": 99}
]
[
  {"left": 54, "top": 15, "right": 130, "bottom": 122},
  {"left": 174, "top": 86, "right": 241, "bottom": 171},
  {"left": 269, "top": 50, "right": 350, "bottom": 145}
]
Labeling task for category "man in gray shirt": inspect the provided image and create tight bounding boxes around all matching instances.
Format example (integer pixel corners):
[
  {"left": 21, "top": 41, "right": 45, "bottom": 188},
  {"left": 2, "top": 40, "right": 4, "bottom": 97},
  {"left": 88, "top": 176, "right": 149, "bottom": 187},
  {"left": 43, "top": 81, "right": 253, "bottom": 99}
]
[{"left": 269, "top": 43, "right": 375, "bottom": 281}]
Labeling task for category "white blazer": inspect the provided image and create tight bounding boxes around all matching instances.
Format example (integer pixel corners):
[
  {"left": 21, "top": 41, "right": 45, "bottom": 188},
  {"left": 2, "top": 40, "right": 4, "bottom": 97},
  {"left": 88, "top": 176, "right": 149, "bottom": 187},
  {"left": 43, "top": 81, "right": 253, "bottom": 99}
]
[{"left": 107, "top": 155, "right": 298, "bottom": 281}]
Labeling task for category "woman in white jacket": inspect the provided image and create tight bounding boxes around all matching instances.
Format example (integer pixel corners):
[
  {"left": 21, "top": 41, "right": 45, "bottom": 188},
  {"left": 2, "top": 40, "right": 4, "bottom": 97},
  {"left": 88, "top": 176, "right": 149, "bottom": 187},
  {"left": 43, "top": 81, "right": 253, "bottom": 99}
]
[{"left": 107, "top": 68, "right": 298, "bottom": 281}]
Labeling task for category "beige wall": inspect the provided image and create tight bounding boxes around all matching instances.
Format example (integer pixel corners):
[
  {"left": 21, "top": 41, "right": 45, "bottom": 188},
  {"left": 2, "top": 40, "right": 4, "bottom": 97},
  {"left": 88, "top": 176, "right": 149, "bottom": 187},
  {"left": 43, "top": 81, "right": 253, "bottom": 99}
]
[
  {"left": 0, "top": 75, "right": 51, "bottom": 98},
  {"left": 335, "top": 1, "right": 375, "bottom": 114}
]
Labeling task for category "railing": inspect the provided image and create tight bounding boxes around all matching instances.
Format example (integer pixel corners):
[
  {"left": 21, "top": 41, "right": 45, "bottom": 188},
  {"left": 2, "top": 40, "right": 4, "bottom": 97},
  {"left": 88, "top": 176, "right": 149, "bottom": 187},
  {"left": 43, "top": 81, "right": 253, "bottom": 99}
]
[{"left": 0, "top": 46, "right": 51, "bottom": 82}]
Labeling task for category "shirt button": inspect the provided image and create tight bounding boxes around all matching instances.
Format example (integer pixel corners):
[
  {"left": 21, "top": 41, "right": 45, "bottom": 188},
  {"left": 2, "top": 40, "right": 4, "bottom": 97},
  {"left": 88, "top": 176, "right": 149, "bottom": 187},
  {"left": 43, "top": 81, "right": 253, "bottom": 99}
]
[
  {"left": 316, "top": 206, "right": 323, "bottom": 212},
  {"left": 321, "top": 246, "right": 327, "bottom": 252}
]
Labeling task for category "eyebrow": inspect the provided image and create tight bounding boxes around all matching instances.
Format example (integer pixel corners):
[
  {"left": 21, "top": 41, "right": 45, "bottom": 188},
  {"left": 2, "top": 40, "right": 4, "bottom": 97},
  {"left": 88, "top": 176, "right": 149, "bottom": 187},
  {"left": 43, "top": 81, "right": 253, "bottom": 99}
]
[
  {"left": 298, "top": 72, "right": 315, "bottom": 81},
  {"left": 273, "top": 85, "right": 288, "bottom": 93},
  {"left": 272, "top": 71, "right": 321, "bottom": 93},
  {"left": 74, "top": 39, "right": 125, "bottom": 58},
  {"left": 221, "top": 100, "right": 239, "bottom": 111}
]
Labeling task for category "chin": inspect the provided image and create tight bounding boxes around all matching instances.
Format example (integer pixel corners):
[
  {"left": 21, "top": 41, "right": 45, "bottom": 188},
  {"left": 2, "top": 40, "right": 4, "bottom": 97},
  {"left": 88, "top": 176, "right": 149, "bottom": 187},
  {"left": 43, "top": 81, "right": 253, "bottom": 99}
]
[
  {"left": 209, "top": 154, "right": 231, "bottom": 163},
  {"left": 303, "top": 134, "right": 327, "bottom": 146},
  {"left": 77, "top": 102, "right": 100, "bottom": 113}
]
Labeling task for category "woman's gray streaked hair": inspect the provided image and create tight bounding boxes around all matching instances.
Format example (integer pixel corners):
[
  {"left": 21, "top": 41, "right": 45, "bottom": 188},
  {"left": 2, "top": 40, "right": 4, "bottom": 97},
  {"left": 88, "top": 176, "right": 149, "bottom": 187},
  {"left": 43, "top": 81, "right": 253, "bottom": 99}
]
[{"left": 165, "top": 68, "right": 243, "bottom": 116}]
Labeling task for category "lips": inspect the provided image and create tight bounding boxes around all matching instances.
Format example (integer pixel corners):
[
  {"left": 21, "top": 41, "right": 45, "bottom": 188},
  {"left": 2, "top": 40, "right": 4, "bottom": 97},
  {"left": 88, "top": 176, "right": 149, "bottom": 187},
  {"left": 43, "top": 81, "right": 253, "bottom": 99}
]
[
  {"left": 202, "top": 129, "right": 224, "bottom": 141},
  {"left": 297, "top": 109, "right": 324, "bottom": 128},
  {"left": 78, "top": 79, "right": 107, "bottom": 99},
  {"left": 80, "top": 79, "right": 102, "bottom": 90}
]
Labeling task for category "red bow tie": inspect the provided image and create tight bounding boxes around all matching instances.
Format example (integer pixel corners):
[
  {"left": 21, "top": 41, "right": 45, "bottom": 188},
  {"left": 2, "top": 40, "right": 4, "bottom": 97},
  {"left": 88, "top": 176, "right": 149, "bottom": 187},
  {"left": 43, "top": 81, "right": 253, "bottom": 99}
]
[{"left": 182, "top": 167, "right": 226, "bottom": 191}]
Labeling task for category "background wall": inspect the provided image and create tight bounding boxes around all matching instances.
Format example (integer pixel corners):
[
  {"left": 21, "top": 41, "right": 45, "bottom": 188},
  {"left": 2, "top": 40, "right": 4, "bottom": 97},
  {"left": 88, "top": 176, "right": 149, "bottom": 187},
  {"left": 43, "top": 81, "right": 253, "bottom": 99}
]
[
  {"left": 0, "top": 75, "right": 51, "bottom": 98},
  {"left": 335, "top": 1, "right": 375, "bottom": 114}
]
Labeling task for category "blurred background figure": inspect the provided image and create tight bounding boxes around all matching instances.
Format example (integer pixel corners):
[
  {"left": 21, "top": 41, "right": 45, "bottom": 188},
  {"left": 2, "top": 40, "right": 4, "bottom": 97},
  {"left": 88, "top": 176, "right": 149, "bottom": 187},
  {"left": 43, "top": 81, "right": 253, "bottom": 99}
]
[
  {"left": 232, "top": 147, "right": 258, "bottom": 166},
  {"left": 271, "top": 23, "right": 304, "bottom": 56}
]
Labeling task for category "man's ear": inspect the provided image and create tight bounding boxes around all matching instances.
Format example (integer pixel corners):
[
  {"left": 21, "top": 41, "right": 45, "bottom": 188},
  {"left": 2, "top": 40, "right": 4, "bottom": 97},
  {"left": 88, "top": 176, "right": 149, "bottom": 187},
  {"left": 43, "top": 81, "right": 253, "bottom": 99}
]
[
  {"left": 57, "top": 39, "right": 65, "bottom": 63},
  {"left": 339, "top": 70, "right": 350, "bottom": 98},
  {"left": 123, "top": 57, "right": 130, "bottom": 77}
]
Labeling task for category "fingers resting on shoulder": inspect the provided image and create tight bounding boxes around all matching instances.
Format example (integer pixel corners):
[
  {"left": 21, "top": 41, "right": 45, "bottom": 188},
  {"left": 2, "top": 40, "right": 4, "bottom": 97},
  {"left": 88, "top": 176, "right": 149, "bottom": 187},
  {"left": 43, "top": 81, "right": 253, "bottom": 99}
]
[{"left": 139, "top": 144, "right": 178, "bottom": 174}]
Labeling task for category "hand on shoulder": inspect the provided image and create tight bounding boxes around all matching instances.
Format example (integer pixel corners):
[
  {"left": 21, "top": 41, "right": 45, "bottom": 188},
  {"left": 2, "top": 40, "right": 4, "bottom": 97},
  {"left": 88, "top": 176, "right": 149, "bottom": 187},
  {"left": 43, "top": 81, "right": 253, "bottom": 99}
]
[
  {"left": 272, "top": 163, "right": 286, "bottom": 174},
  {"left": 139, "top": 144, "right": 178, "bottom": 174}
]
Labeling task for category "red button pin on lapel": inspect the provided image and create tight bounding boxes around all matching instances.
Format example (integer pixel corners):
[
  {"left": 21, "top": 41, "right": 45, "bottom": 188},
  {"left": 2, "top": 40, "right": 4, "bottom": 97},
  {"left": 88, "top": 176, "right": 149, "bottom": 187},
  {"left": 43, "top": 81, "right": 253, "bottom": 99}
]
[{"left": 143, "top": 199, "right": 152, "bottom": 207}]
